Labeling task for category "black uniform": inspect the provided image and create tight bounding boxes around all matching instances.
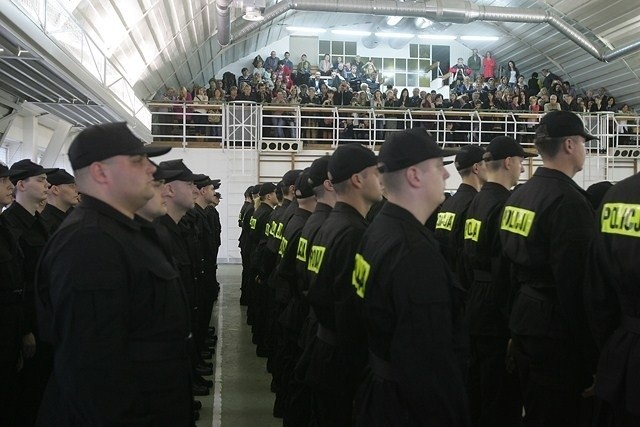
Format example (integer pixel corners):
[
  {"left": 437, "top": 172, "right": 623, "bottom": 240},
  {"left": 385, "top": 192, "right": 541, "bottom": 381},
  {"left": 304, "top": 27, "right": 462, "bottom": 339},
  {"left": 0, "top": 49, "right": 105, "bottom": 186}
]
[
  {"left": 3, "top": 201, "right": 53, "bottom": 425},
  {"left": 585, "top": 173, "right": 640, "bottom": 426},
  {"left": 36, "top": 196, "right": 191, "bottom": 426},
  {"left": 354, "top": 202, "right": 470, "bottom": 427},
  {"left": 192, "top": 204, "right": 218, "bottom": 349},
  {"left": 286, "top": 202, "right": 333, "bottom": 426},
  {"left": 500, "top": 167, "right": 597, "bottom": 427},
  {"left": 0, "top": 214, "right": 24, "bottom": 425},
  {"left": 271, "top": 206, "right": 312, "bottom": 417},
  {"left": 462, "top": 182, "right": 521, "bottom": 426},
  {"left": 305, "top": 202, "right": 369, "bottom": 426},
  {"left": 239, "top": 202, "right": 255, "bottom": 305},
  {"left": 434, "top": 183, "right": 478, "bottom": 281},
  {"left": 40, "top": 204, "right": 68, "bottom": 234}
]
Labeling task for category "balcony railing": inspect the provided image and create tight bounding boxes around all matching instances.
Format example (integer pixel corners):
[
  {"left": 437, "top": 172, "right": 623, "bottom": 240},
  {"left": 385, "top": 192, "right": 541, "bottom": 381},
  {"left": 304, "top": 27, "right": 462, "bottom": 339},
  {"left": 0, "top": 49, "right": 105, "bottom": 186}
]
[{"left": 147, "top": 101, "right": 640, "bottom": 153}]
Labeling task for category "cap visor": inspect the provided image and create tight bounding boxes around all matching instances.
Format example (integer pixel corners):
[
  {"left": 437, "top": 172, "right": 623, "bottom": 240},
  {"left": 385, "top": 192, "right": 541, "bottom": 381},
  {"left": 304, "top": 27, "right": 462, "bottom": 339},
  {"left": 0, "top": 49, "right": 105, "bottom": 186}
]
[
  {"left": 142, "top": 146, "right": 172, "bottom": 157},
  {"left": 521, "top": 149, "right": 538, "bottom": 158},
  {"left": 582, "top": 132, "right": 599, "bottom": 142},
  {"left": 0, "top": 169, "right": 27, "bottom": 178},
  {"left": 444, "top": 160, "right": 454, "bottom": 165},
  {"left": 441, "top": 148, "right": 460, "bottom": 157},
  {"left": 154, "top": 169, "right": 183, "bottom": 181}
]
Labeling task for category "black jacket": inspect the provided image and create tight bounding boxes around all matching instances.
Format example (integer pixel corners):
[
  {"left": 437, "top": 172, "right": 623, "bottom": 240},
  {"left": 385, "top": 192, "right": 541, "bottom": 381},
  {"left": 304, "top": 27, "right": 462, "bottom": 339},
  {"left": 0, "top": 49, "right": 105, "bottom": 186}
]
[
  {"left": 40, "top": 204, "right": 68, "bottom": 234},
  {"left": 36, "top": 196, "right": 191, "bottom": 426}
]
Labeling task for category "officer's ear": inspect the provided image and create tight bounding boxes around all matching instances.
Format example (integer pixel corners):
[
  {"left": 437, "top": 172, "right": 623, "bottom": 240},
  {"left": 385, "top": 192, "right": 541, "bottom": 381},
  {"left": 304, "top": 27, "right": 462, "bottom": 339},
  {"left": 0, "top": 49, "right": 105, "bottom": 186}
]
[{"left": 49, "top": 185, "right": 60, "bottom": 196}]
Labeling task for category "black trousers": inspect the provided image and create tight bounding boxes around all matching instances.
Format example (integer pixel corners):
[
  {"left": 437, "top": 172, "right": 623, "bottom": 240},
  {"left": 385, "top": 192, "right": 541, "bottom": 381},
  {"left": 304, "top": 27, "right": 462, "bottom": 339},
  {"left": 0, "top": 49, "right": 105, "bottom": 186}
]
[
  {"left": 512, "top": 335, "right": 593, "bottom": 427},
  {"left": 469, "top": 335, "right": 522, "bottom": 427}
]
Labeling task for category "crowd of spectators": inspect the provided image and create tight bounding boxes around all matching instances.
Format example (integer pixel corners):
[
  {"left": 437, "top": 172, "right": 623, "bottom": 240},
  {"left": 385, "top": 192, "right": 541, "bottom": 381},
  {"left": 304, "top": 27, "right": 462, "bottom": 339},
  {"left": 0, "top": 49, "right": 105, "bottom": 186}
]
[{"left": 152, "top": 49, "right": 637, "bottom": 143}]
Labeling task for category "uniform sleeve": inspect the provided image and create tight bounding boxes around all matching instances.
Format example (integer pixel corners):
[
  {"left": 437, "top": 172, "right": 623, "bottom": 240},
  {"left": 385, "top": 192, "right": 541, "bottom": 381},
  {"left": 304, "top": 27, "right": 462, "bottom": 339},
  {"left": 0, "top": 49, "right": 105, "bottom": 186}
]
[
  {"left": 390, "top": 248, "right": 470, "bottom": 425},
  {"left": 549, "top": 198, "right": 599, "bottom": 371},
  {"left": 42, "top": 230, "right": 150, "bottom": 424}
]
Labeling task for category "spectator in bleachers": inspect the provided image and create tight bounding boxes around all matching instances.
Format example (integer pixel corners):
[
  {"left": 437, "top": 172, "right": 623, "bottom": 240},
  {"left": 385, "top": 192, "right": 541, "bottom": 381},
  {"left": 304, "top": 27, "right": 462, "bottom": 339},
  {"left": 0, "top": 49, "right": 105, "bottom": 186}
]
[
  {"left": 271, "top": 89, "right": 294, "bottom": 138},
  {"left": 482, "top": 51, "right": 496, "bottom": 79},
  {"left": 353, "top": 55, "right": 365, "bottom": 75},
  {"left": 255, "top": 83, "right": 271, "bottom": 104},
  {"left": 507, "top": 60, "right": 520, "bottom": 87},
  {"left": 397, "top": 88, "right": 412, "bottom": 108},
  {"left": 226, "top": 86, "right": 239, "bottom": 102},
  {"left": 605, "top": 96, "right": 617, "bottom": 111},
  {"left": 332, "top": 56, "right": 343, "bottom": 70},
  {"left": 544, "top": 94, "right": 562, "bottom": 112},
  {"left": 237, "top": 84, "right": 256, "bottom": 102},
  {"left": 563, "top": 81, "right": 576, "bottom": 98},
  {"left": 295, "top": 54, "right": 311, "bottom": 85},
  {"left": 193, "top": 86, "right": 209, "bottom": 137},
  {"left": 528, "top": 72, "right": 540, "bottom": 95},
  {"left": 422, "top": 92, "right": 435, "bottom": 109},
  {"left": 576, "top": 97, "right": 588, "bottom": 112},
  {"left": 238, "top": 68, "right": 251, "bottom": 88},
  {"left": 328, "top": 70, "right": 344, "bottom": 89},
  {"left": 541, "top": 68, "right": 560, "bottom": 90},
  {"left": 497, "top": 76, "right": 510, "bottom": 93},
  {"left": 264, "top": 51, "right": 280, "bottom": 73},
  {"left": 281, "top": 52, "right": 293, "bottom": 71},
  {"left": 591, "top": 95, "right": 605, "bottom": 112},
  {"left": 288, "top": 86, "right": 301, "bottom": 105},
  {"left": 320, "top": 54, "right": 332, "bottom": 76},
  {"left": 206, "top": 78, "right": 216, "bottom": 98},
  {"left": 309, "top": 71, "right": 323, "bottom": 93},
  {"left": 561, "top": 93, "right": 577, "bottom": 111},
  {"left": 468, "top": 49, "right": 482, "bottom": 80},
  {"left": 334, "top": 81, "right": 353, "bottom": 106}
]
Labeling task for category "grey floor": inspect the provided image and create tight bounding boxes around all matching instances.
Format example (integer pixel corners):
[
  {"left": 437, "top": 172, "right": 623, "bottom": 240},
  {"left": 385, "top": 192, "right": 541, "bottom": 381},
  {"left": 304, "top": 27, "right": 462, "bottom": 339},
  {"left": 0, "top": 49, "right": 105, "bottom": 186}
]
[{"left": 198, "top": 264, "right": 282, "bottom": 427}]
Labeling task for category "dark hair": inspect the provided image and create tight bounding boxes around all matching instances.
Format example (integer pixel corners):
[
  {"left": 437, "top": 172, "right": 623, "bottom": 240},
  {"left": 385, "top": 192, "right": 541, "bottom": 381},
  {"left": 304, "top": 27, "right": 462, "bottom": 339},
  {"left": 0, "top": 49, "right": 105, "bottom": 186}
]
[
  {"left": 531, "top": 72, "right": 538, "bottom": 79},
  {"left": 534, "top": 132, "right": 566, "bottom": 158}
]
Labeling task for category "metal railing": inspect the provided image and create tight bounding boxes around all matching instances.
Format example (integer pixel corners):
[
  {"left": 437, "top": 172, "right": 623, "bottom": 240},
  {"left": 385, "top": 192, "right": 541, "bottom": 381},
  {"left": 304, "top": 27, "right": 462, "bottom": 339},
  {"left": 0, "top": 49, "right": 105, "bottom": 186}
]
[{"left": 147, "top": 101, "right": 640, "bottom": 152}]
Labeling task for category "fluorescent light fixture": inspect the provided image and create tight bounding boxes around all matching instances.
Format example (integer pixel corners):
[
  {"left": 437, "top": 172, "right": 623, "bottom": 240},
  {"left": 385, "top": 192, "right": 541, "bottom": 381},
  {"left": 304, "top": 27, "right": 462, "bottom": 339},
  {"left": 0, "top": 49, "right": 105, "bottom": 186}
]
[
  {"left": 331, "top": 29, "right": 372, "bottom": 36},
  {"left": 418, "top": 34, "right": 457, "bottom": 40},
  {"left": 459, "top": 35, "right": 499, "bottom": 41},
  {"left": 243, "top": 7, "right": 264, "bottom": 21},
  {"left": 286, "top": 26, "right": 326, "bottom": 34},
  {"left": 386, "top": 16, "right": 403, "bottom": 26},
  {"left": 375, "top": 32, "right": 414, "bottom": 39},
  {"left": 415, "top": 18, "right": 432, "bottom": 29},
  {"left": 0, "top": 48, "right": 4, "bottom": 52}
]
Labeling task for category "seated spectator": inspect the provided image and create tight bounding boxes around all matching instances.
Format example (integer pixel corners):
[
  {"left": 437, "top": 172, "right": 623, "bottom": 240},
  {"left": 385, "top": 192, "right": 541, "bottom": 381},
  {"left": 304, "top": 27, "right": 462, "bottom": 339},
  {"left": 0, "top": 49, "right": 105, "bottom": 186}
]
[
  {"left": 362, "top": 58, "right": 377, "bottom": 77},
  {"left": 561, "top": 93, "right": 577, "bottom": 111},
  {"left": 544, "top": 94, "right": 562, "bottom": 112},
  {"left": 576, "top": 97, "right": 588, "bottom": 112},
  {"left": 319, "top": 54, "right": 332, "bottom": 76},
  {"left": 264, "top": 51, "right": 280, "bottom": 73},
  {"left": 360, "top": 83, "right": 372, "bottom": 102},
  {"left": 283, "top": 74, "right": 293, "bottom": 91},
  {"left": 309, "top": 71, "right": 323, "bottom": 93},
  {"left": 237, "top": 84, "right": 256, "bottom": 101},
  {"left": 421, "top": 92, "right": 435, "bottom": 109},
  {"left": 288, "top": 86, "right": 301, "bottom": 105},
  {"left": 334, "top": 82, "right": 353, "bottom": 106},
  {"left": 238, "top": 68, "right": 251, "bottom": 88},
  {"left": 409, "top": 88, "right": 421, "bottom": 107},
  {"left": 563, "top": 81, "right": 576, "bottom": 98},
  {"left": 332, "top": 56, "right": 343, "bottom": 70},
  {"left": 206, "top": 78, "right": 217, "bottom": 98},
  {"left": 364, "top": 72, "right": 380, "bottom": 92},
  {"left": 226, "top": 86, "right": 240, "bottom": 102},
  {"left": 255, "top": 83, "right": 272, "bottom": 104},
  {"left": 605, "top": 96, "right": 617, "bottom": 111},
  {"left": 336, "top": 62, "right": 348, "bottom": 79},
  {"left": 497, "top": 76, "right": 510, "bottom": 92},
  {"left": 327, "top": 70, "right": 344, "bottom": 90}
]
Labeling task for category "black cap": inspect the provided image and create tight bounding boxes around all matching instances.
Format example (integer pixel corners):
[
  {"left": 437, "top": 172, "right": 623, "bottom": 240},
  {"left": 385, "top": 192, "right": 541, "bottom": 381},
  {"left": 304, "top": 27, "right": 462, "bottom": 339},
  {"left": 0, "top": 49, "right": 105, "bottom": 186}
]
[
  {"left": 378, "top": 128, "right": 458, "bottom": 173},
  {"left": 149, "top": 160, "right": 181, "bottom": 181},
  {"left": 328, "top": 144, "right": 377, "bottom": 184},
  {"left": 195, "top": 176, "right": 215, "bottom": 189},
  {"left": 537, "top": 110, "right": 598, "bottom": 141},
  {"left": 295, "top": 169, "right": 315, "bottom": 199},
  {"left": 212, "top": 179, "right": 221, "bottom": 190},
  {"left": 282, "top": 169, "right": 303, "bottom": 187},
  {"left": 9, "top": 159, "right": 59, "bottom": 183},
  {"left": 244, "top": 186, "right": 254, "bottom": 198},
  {"left": 158, "top": 159, "right": 205, "bottom": 183},
  {"left": 214, "top": 192, "right": 222, "bottom": 199},
  {"left": 251, "top": 184, "right": 262, "bottom": 196},
  {"left": 259, "top": 182, "right": 277, "bottom": 196},
  {"left": 483, "top": 136, "right": 536, "bottom": 161},
  {"left": 308, "top": 156, "right": 330, "bottom": 187},
  {"left": 0, "top": 161, "right": 24, "bottom": 178},
  {"left": 454, "top": 145, "right": 485, "bottom": 171},
  {"left": 46, "top": 169, "right": 75, "bottom": 186},
  {"left": 68, "top": 122, "right": 171, "bottom": 170}
]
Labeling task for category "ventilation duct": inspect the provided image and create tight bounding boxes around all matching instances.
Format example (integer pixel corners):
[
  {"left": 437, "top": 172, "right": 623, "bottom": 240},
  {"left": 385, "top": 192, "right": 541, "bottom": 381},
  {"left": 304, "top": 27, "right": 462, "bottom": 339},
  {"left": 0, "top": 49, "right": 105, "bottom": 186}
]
[{"left": 224, "top": 0, "right": 640, "bottom": 63}]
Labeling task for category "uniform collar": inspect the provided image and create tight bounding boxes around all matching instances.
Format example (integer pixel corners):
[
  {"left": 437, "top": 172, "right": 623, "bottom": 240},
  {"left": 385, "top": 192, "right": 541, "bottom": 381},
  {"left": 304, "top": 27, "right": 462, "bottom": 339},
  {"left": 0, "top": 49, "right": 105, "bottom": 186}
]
[
  {"left": 42, "top": 203, "right": 67, "bottom": 220},
  {"left": 4, "top": 201, "right": 38, "bottom": 228},
  {"left": 533, "top": 167, "right": 589, "bottom": 195},
  {"left": 457, "top": 183, "right": 478, "bottom": 193},
  {"left": 379, "top": 202, "right": 431, "bottom": 238},
  {"left": 481, "top": 181, "right": 511, "bottom": 194},
  {"left": 314, "top": 202, "right": 333, "bottom": 213},
  {"left": 333, "top": 201, "right": 368, "bottom": 224},
  {"left": 79, "top": 195, "right": 141, "bottom": 231}
]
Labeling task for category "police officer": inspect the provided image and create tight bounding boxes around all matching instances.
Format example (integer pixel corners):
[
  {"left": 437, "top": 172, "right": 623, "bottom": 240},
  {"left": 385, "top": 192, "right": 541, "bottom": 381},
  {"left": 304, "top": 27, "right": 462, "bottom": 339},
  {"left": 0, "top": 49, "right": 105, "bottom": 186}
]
[
  {"left": 353, "top": 128, "right": 468, "bottom": 426},
  {"left": 305, "top": 144, "right": 382, "bottom": 426},
  {"left": 239, "top": 185, "right": 257, "bottom": 306},
  {"left": 4, "top": 159, "right": 58, "bottom": 425},
  {"left": 585, "top": 174, "right": 640, "bottom": 426},
  {"left": 271, "top": 170, "right": 317, "bottom": 417},
  {"left": 40, "top": 169, "right": 79, "bottom": 233},
  {"left": 286, "top": 156, "right": 335, "bottom": 426},
  {"left": 434, "top": 145, "right": 486, "bottom": 282},
  {"left": 0, "top": 162, "right": 24, "bottom": 426},
  {"left": 35, "top": 122, "right": 192, "bottom": 426},
  {"left": 248, "top": 182, "right": 279, "bottom": 356},
  {"left": 499, "top": 110, "right": 598, "bottom": 427},
  {"left": 462, "top": 136, "right": 534, "bottom": 426}
]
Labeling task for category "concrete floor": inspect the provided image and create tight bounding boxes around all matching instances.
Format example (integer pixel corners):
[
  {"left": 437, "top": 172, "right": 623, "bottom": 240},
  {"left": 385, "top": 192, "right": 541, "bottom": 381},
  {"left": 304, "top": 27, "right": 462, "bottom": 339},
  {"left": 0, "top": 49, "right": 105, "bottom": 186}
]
[{"left": 198, "top": 264, "right": 282, "bottom": 427}]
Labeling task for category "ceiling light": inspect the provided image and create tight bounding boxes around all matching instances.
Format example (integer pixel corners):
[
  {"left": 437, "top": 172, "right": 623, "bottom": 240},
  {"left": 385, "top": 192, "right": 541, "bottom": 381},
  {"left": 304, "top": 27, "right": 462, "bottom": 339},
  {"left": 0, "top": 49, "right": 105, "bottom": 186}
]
[
  {"left": 331, "top": 29, "right": 372, "bottom": 36},
  {"left": 386, "top": 16, "right": 403, "bottom": 26},
  {"left": 418, "top": 34, "right": 457, "bottom": 40},
  {"left": 286, "top": 26, "right": 326, "bottom": 34},
  {"left": 242, "top": 7, "right": 264, "bottom": 21},
  {"left": 0, "top": 48, "right": 4, "bottom": 53},
  {"left": 415, "top": 18, "right": 432, "bottom": 29},
  {"left": 17, "top": 47, "right": 29, "bottom": 56},
  {"left": 459, "top": 35, "right": 499, "bottom": 41},
  {"left": 375, "top": 32, "right": 414, "bottom": 39}
]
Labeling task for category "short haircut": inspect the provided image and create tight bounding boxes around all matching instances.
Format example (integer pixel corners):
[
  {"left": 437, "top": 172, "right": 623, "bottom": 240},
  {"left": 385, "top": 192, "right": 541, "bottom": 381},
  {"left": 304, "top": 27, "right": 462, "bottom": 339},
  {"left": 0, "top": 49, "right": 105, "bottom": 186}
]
[
  {"left": 534, "top": 135, "right": 567, "bottom": 158},
  {"left": 485, "top": 159, "right": 504, "bottom": 172},
  {"left": 458, "top": 167, "right": 473, "bottom": 178}
]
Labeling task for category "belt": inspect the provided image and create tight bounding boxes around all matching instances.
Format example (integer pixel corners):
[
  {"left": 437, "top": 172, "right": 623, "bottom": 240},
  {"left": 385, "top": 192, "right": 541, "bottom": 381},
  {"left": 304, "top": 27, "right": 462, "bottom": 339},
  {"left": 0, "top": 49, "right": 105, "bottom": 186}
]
[
  {"left": 316, "top": 324, "right": 337, "bottom": 346},
  {"left": 128, "top": 339, "right": 189, "bottom": 362},
  {"left": 369, "top": 351, "right": 395, "bottom": 382},
  {"left": 473, "top": 269, "right": 492, "bottom": 282},
  {"left": 0, "top": 289, "right": 23, "bottom": 305},
  {"left": 621, "top": 315, "right": 640, "bottom": 335}
]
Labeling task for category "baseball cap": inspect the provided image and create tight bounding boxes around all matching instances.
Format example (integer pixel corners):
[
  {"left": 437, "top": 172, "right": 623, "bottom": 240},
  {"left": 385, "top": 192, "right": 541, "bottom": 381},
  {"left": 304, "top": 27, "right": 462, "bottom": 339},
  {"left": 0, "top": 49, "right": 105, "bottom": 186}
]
[
  {"left": 259, "top": 182, "right": 277, "bottom": 197},
  {"left": 158, "top": 159, "right": 206, "bottom": 183},
  {"left": 329, "top": 144, "right": 378, "bottom": 184},
  {"left": 68, "top": 122, "right": 170, "bottom": 170},
  {"left": 294, "top": 169, "right": 315, "bottom": 199},
  {"left": 536, "top": 110, "right": 598, "bottom": 141},
  {"left": 454, "top": 145, "right": 485, "bottom": 171},
  {"left": 214, "top": 192, "right": 222, "bottom": 199},
  {"left": 251, "top": 184, "right": 262, "bottom": 196},
  {"left": 308, "top": 156, "right": 330, "bottom": 188},
  {"left": 46, "top": 169, "right": 75, "bottom": 186},
  {"left": 195, "top": 176, "right": 215, "bottom": 189},
  {"left": 483, "top": 136, "right": 536, "bottom": 161},
  {"left": 9, "top": 159, "right": 59, "bottom": 183},
  {"left": 378, "top": 128, "right": 458, "bottom": 173},
  {"left": 0, "top": 161, "right": 24, "bottom": 179},
  {"left": 282, "top": 169, "right": 303, "bottom": 187}
]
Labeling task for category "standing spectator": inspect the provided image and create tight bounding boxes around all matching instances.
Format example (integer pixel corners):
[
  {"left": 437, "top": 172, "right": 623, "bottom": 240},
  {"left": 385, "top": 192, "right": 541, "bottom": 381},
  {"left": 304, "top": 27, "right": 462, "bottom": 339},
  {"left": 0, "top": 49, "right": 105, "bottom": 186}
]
[
  {"left": 192, "top": 86, "right": 209, "bottom": 138},
  {"left": 507, "top": 61, "right": 519, "bottom": 88},
  {"left": 296, "top": 54, "right": 311, "bottom": 85},
  {"left": 281, "top": 51, "right": 294, "bottom": 71},
  {"left": 468, "top": 49, "right": 482, "bottom": 80},
  {"left": 449, "top": 58, "right": 473, "bottom": 91},
  {"left": 528, "top": 72, "right": 541, "bottom": 95},
  {"left": 410, "top": 88, "right": 421, "bottom": 107},
  {"left": 563, "top": 81, "right": 576, "bottom": 98},
  {"left": 319, "top": 54, "right": 332, "bottom": 76},
  {"left": 334, "top": 81, "right": 353, "bottom": 106},
  {"left": 605, "top": 96, "right": 616, "bottom": 112},
  {"left": 541, "top": 69, "right": 560, "bottom": 90},
  {"left": 482, "top": 51, "right": 496, "bottom": 79},
  {"left": 206, "top": 78, "right": 216, "bottom": 98}
]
